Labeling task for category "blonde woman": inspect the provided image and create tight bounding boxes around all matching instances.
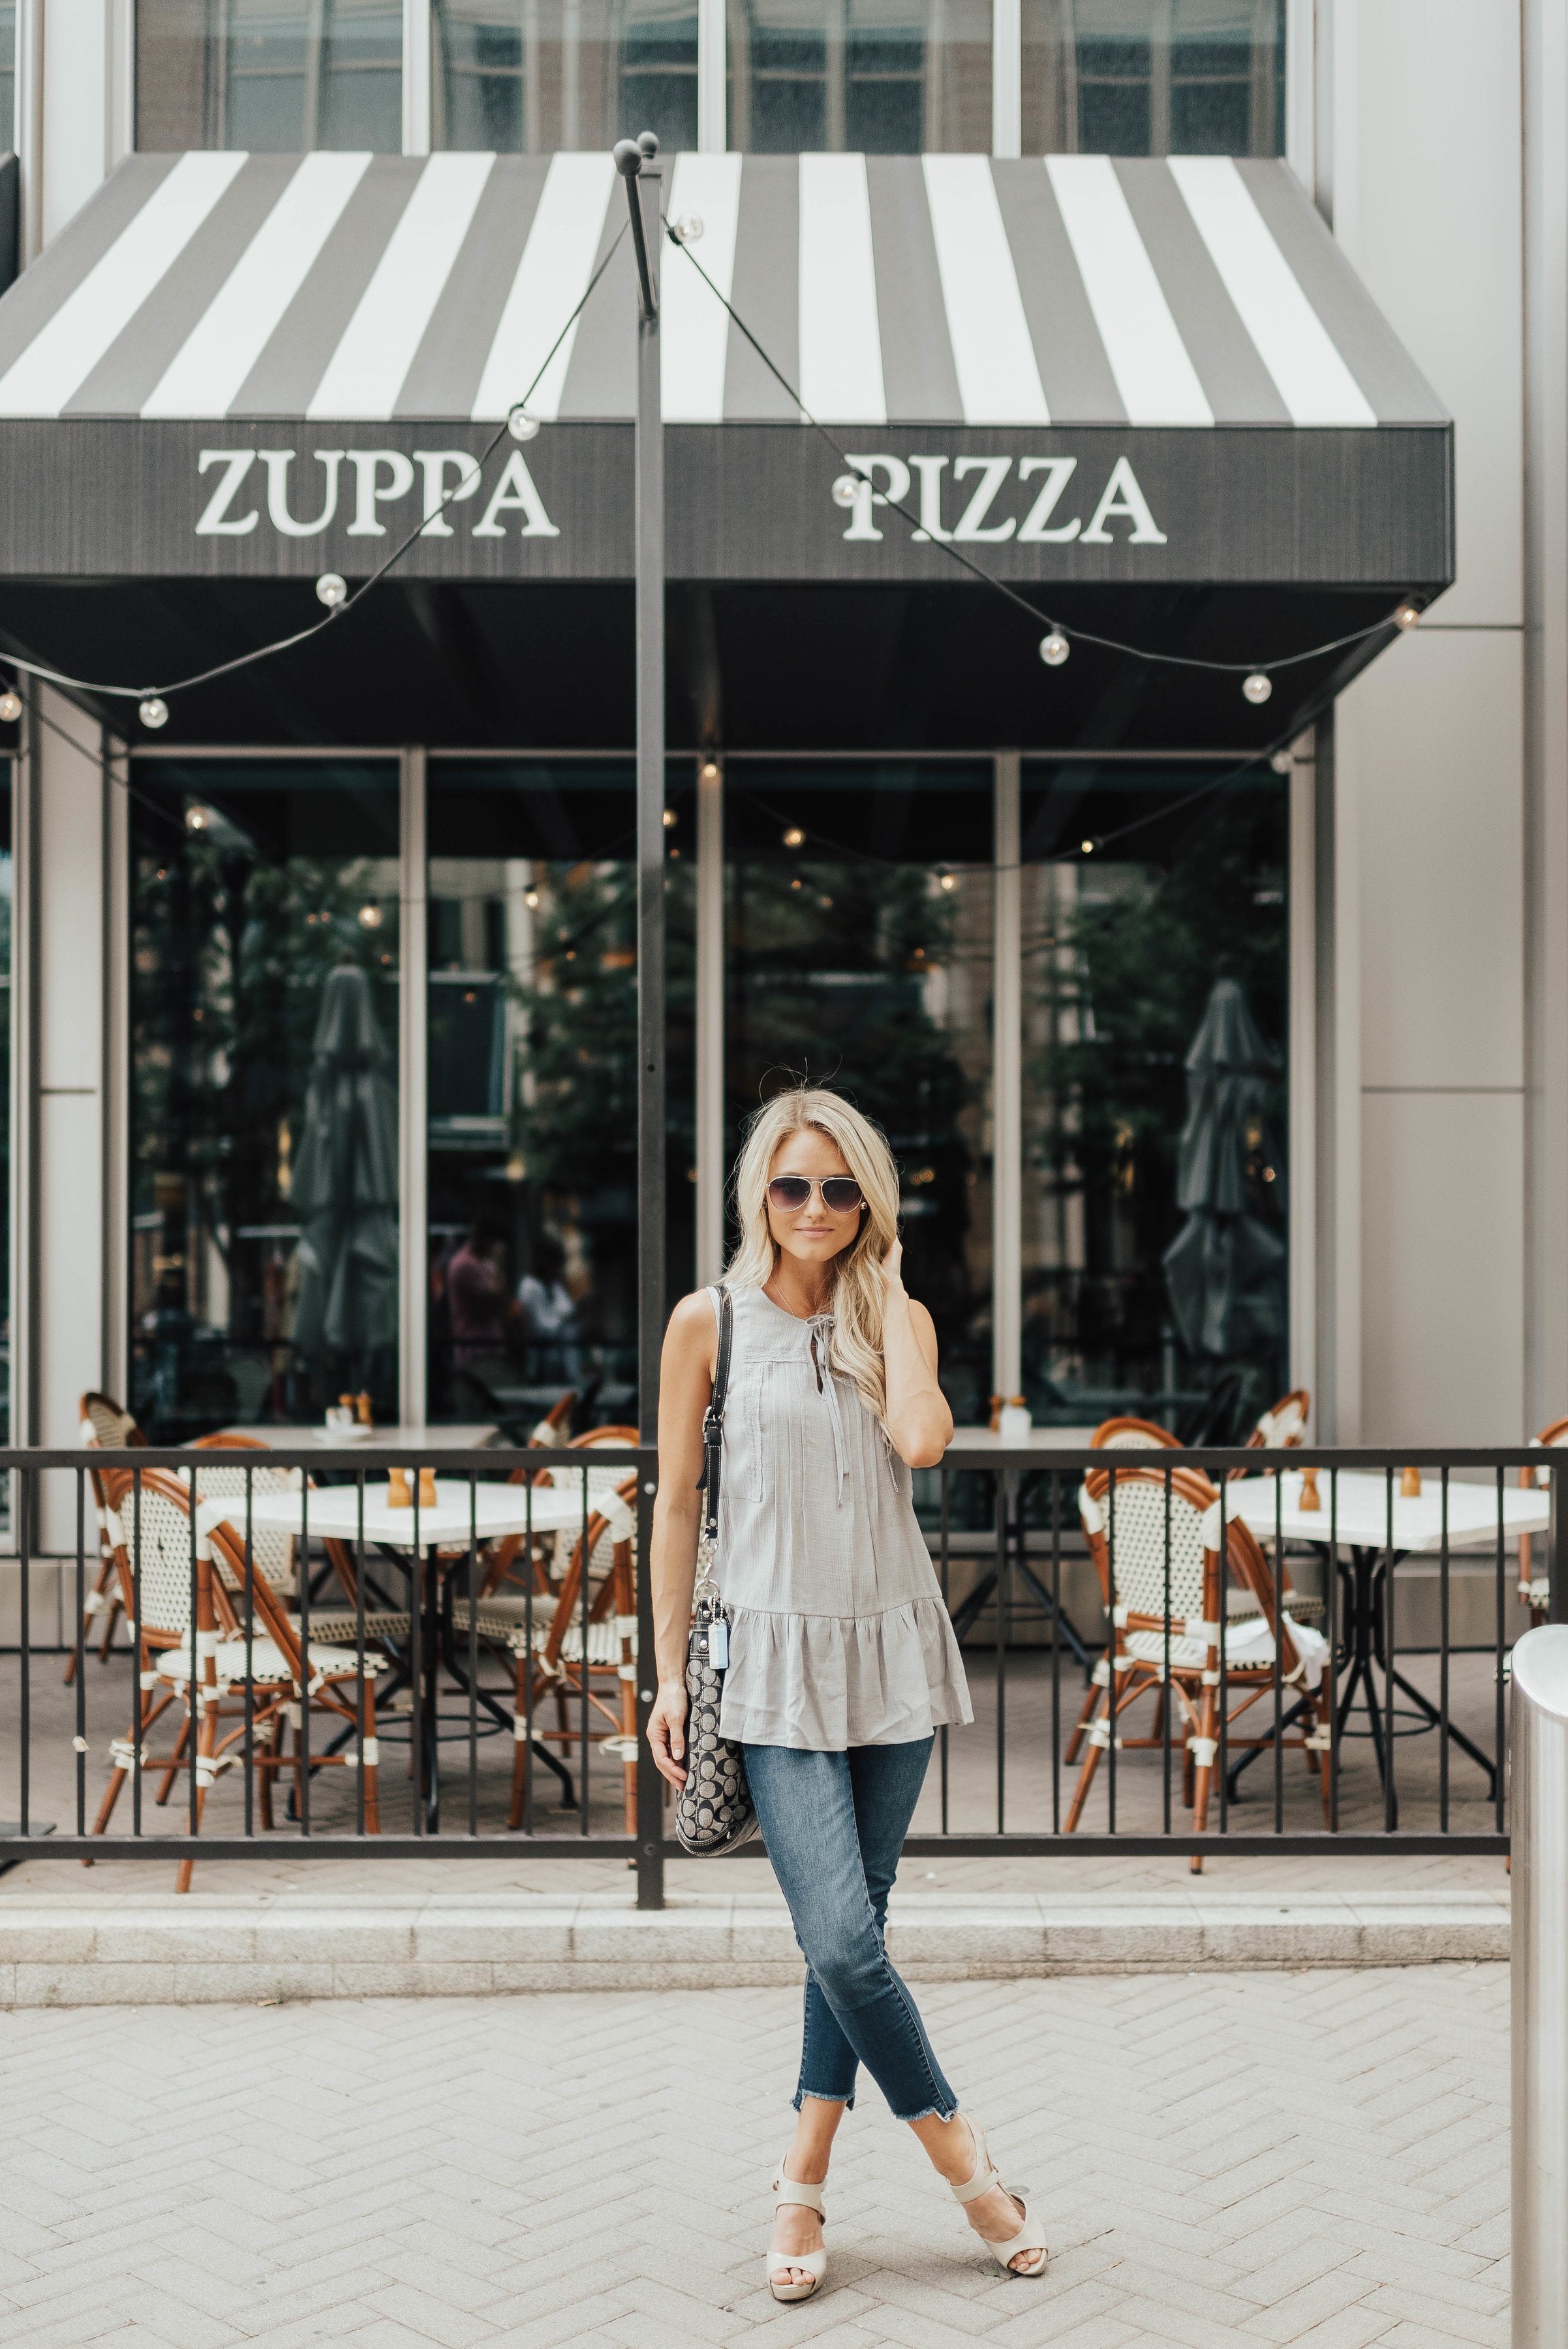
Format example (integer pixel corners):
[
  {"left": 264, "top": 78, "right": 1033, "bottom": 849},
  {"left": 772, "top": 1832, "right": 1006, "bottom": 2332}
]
[{"left": 649, "top": 1086, "right": 1049, "bottom": 2303}]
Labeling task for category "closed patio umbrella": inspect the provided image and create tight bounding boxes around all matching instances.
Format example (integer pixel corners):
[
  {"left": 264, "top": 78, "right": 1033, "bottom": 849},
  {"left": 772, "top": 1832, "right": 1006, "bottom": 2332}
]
[
  {"left": 289, "top": 963, "right": 399, "bottom": 1372},
  {"left": 1161, "top": 975, "right": 1285, "bottom": 1372}
]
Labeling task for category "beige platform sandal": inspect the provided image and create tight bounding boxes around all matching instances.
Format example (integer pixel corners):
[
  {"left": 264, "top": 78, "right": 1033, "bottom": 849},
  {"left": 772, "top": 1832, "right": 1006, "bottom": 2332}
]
[
  {"left": 767, "top": 2158, "right": 828, "bottom": 2304},
  {"left": 949, "top": 2117, "right": 1049, "bottom": 2277}
]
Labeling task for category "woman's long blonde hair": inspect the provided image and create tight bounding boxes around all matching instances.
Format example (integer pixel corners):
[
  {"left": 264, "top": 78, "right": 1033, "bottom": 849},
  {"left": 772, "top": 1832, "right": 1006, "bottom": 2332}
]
[{"left": 724, "top": 1087, "right": 900, "bottom": 1424}]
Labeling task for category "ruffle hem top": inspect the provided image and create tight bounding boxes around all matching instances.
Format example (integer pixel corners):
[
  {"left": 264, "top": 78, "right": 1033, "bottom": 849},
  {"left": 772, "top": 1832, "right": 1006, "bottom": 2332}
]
[{"left": 710, "top": 1283, "right": 972, "bottom": 1751}]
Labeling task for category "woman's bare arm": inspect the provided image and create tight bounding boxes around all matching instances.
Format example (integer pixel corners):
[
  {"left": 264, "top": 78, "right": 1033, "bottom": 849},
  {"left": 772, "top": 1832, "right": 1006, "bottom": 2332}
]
[
  {"left": 880, "top": 1240, "right": 953, "bottom": 1468},
  {"left": 645, "top": 1287, "right": 717, "bottom": 1787}
]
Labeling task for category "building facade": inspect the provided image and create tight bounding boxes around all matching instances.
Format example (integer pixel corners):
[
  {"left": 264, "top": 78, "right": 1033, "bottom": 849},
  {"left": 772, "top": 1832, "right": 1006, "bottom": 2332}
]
[{"left": 0, "top": 0, "right": 1546, "bottom": 1518}]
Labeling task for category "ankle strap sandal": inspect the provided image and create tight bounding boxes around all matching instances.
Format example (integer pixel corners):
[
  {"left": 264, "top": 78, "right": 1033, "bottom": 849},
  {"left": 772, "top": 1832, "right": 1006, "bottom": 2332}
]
[
  {"left": 949, "top": 2117, "right": 1049, "bottom": 2277},
  {"left": 767, "top": 2159, "right": 827, "bottom": 2303}
]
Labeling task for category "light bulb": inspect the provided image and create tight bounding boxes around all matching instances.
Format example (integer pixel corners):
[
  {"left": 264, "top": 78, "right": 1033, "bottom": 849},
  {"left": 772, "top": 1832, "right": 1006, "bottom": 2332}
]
[
  {"left": 140, "top": 696, "right": 170, "bottom": 730},
  {"left": 185, "top": 803, "right": 211, "bottom": 833},
  {"left": 1270, "top": 748, "right": 1292, "bottom": 774},
  {"left": 938, "top": 872, "right": 957, "bottom": 892},
  {"left": 523, "top": 889, "right": 540, "bottom": 909},
  {"left": 783, "top": 825, "right": 805, "bottom": 849},
  {"left": 315, "top": 572, "right": 347, "bottom": 610},
  {"left": 1081, "top": 838, "right": 1095, "bottom": 854},
  {"left": 662, "top": 807, "right": 678, "bottom": 828},
  {"left": 1039, "top": 632, "right": 1069, "bottom": 668},
  {"left": 0, "top": 689, "right": 20, "bottom": 723},
  {"left": 674, "top": 213, "right": 704, "bottom": 243},
  {"left": 508, "top": 407, "right": 540, "bottom": 442},
  {"left": 357, "top": 902, "right": 383, "bottom": 929},
  {"left": 1243, "top": 673, "right": 1272, "bottom": 705},
  {"left": 700, "top": 759, "right": 720, "bottom": 782},
  {"left": 831, "top": 476, "right": 860, "bottom": 508},
  {"left": 1393, "top": 602, "right": 1421, "bottom": 630}
]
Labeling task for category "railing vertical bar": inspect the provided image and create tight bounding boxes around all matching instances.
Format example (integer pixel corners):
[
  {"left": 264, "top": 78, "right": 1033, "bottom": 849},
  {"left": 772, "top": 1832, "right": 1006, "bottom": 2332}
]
[
  {"left": 1161, "top": 1463, "right": 1171, "bottom": 1838},
  {"left": 467, "top": 1470, "right": 478, "bottom": 1839},
  {"left": 1107, "top": 1464, "right": 1117, "bottom": 1837},
  {"left": 995, "top": 1467, "right": 1007, "bottom": 1837},
  {"left": 243, "top": 1466, "right": 254, "bottom": 1839},
  {"left": 17, "top": 1463, "right": 28, "bottom": 1837},
  {"left": 300, "top": 1468, "right": 311, "bottom": 1838},
  {"left": 1496, "top": 1465, "right": 1507, "bottom": 1835},
  {"left": 1439, "top": 1464, "right": 1450, "bottom": 1835},
  {"left": 131, "top": 1466, "right": 143, "bottom": 1837},
  {"left": 187, "top": 1469, "right": 199, "bottom": 1835},
  {"left": 74, "top": 1470, "right": 86, "bottom": 1834},
  {"left": 1328, "top": 1465, "right": 1340, "bottom": 1834},
  {"left": 580, "top": 1462, "right": 591, "bottom": 1838},
  {"left": 1272, "top": 1468, "right": 1284, "bottom": 1835},
  {"left": 1218, "top": 1470, "right": 1229, "bottom": 1837},
  {"left": 523, "top": 1474, "right": 535, "bottom": 1836},
  {"left": 1051, "top": 1467, "right": 1062, "bottom": 1837},
  {"left": 354, "top": 1469, "right": 365, "bottom": 1839},
  {"left": 1383, "top": 1467, "right": 1395, "bottom": 1833},
  {"left": 410, "top": 1458, "right": 423, "bottom": 1835},
  {"left": 938, "top": 1466, "right": 950, "bottom": 1835}
]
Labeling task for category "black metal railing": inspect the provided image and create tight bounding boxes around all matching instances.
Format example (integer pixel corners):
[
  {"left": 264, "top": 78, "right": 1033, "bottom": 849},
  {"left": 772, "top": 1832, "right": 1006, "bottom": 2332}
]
[{"left": 0, "top": 1443, "right": 1554, "bottom": 1907}]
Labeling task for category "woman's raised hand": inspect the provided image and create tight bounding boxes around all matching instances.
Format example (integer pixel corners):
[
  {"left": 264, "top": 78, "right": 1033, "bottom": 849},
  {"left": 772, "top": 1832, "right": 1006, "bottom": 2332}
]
[
  {"left": 647, "top": 1676, "right": 690, "bottom": 1787},
  {"left": 880, "top": 1236, "right": 905, "bottom": 1293}
]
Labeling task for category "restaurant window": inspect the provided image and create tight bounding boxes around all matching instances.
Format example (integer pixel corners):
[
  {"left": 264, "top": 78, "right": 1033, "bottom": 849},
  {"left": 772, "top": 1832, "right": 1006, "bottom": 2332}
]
[
  {"left": 1019, "top": 760, "right": 1287, "bottom": 1443},
  {"left": 129, "top": 761, "right": 401, "bottom": 1443},
  {"left": 425, "top": 760, "right": 692, "bottom": 1437},
  {"left": 0, "top": 768, "right": 12, "bottom": 1475},
  {"left": 136, "top": 0, "right": 404, "bottom": 151},
  {"left": 432, "top": 0, "right": 699, "bottom": 150},
  {"left": 1021, "top": 0, "right": 1285, "bottom": 156},
  {"left": 724, "top": 760, "right": 992, "bottom": 1425},
  {"left": 728, "top": 0, "right": 990, "bottom": 151},
  {"left": 0, "top": 4, "right": 14, "bottom": 156}
]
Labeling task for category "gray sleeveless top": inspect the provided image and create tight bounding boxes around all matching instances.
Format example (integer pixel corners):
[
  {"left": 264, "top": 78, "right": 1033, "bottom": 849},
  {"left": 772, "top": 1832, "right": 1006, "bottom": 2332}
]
[{"left": 711, "top": 1284, "right": 972, "bottom": 1751}]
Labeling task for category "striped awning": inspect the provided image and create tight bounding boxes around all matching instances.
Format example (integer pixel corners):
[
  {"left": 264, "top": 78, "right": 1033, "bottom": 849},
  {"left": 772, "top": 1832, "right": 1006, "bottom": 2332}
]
[{"left": 0, "top": 147, "right": 1442, "bottom": 430}]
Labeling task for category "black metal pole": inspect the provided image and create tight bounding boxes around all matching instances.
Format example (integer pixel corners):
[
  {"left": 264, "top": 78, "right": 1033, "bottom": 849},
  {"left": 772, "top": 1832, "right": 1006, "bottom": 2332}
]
[
  {"left": 617, "top": 131, "right": 665, "bottom": 1453},
  {"left": 615, "top": 132, "right": 666, "bottom": 1912}
]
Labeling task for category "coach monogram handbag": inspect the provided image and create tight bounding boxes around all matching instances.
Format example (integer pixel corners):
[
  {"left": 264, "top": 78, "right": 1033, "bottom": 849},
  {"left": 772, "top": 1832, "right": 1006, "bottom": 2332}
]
[{"left": 673, "top": 1285, "right": 760, "bottom": 1856}]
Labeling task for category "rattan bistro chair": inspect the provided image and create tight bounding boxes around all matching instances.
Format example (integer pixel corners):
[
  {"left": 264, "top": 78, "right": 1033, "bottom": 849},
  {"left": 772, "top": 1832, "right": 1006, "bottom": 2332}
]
[
  {"left": 65, "top": 1391, "right": 149, "bottom": 1683},
  {"left": 1064, "top": 1462, "right": 1332, "bottom": 1870},
  {"left": 87, "top": 1467, "right": 384, "bottom": 1888},
  {"left": 189, "top": 1430, "right": 412, "bottom": 1654},
  {"left": 1090, "top": 1415, "right": 1181, "bottom": 1451},
  {"left": 451, "top": 1427, "right": 641, "bottom": 1832}
]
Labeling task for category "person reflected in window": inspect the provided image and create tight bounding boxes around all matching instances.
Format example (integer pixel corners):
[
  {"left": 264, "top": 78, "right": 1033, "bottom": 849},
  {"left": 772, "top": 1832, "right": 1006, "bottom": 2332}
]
[
  {"left": 517, "top": 1231, "right": 581, "bottom": 1385},
  {"left": 446, "top": 1221, "right": 509, "bottom": 1367}
]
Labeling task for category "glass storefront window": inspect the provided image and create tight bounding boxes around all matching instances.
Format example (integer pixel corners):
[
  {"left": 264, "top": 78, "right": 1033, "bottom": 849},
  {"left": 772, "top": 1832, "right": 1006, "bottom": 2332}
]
[
  {"left": 136, "top": 0, "right": 403, "bottom": 151},
  {"left": 728, "top": 0, "right": 989, "bottom": 151},
  {"left": 1022, "top": 0, "right": 1285, "bottom": 157},
  {"left": 425, "top": 760, "right": 692, "bottom": 1436},
  {"left": 724, "top": 761, "right": 992, "bottom": 1425},
  {"left": 0, "top": 4, "right": 14, "bottom": 159},
  {"left": 129, "top": 761, "right": 401, "bottom": 1443},
  {"left": 1019, "top": 760, "right": 1287, "bottom": 1441},
  {"left": 432, "top": 0, "right": 698, "bottom": 151}
]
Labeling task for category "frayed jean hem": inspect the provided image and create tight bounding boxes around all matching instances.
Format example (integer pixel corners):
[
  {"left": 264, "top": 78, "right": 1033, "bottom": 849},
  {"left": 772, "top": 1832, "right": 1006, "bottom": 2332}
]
[
  {"left": 890, "top": 2096, "right": 957, "bottom": 2124},
  {"left": 793, "top": 2086, "right": 856, "bottom": 2111}
]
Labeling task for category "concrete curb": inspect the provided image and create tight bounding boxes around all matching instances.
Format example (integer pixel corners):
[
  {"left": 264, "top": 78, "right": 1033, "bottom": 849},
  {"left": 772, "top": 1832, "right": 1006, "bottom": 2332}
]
[{"left": 0, "top": 1888, "right": 1509, "bottom": 2004}]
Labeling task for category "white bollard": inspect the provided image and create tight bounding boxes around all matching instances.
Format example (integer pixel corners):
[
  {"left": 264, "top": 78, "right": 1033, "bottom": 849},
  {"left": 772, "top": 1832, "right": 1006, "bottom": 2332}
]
[{"left": 1511, "top": 1625, "right": 1568, "bottom": 2345}]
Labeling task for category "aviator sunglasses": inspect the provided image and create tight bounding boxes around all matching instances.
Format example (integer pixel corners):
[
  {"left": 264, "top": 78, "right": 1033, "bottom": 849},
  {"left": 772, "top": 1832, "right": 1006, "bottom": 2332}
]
[{"left": 767, "top": 1174, "right": 866, "bottom": 1214}]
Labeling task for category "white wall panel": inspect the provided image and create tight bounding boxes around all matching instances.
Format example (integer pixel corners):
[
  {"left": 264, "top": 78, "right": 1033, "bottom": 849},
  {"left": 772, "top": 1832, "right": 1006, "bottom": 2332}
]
[
  {"left": 1332, "top": 0, "right": 1522, "bottom": 627},
  {"left": 1347, "top": 629, "right": 1524, "bottom": 1092},
  {"left": 1361, "top": 1090, "right": 1524, "bottom": 1444}
]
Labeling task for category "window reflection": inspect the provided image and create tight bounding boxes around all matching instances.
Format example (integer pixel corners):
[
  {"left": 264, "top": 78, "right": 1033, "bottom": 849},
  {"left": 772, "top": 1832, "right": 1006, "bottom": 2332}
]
[
  {"left": 129, "top": 763, "right": 401, "bottom": 1442},
  {"left": 728, "top": 0, "right": 989, "bottom": 151},
  {"left": 136, "top": 0, "right": 403, "bottom": 151},
  {"left": 0, "top": 4, "right": 14, "bottom": 157},
  {"left": 724, "top": 762, "right": 992, "bottom": 1425},
  {"left": 431, "top": 0, "right": 698, "bottom": 152},
  {"left": 1021, "top": 0, "right": 1284, "bottom": 157},
  {"left": 1019, "top": 761, "right": 1287, "bottom": 1442},
  {"left": 425, "top": 760, "right": 692, "bottom": 1436}
]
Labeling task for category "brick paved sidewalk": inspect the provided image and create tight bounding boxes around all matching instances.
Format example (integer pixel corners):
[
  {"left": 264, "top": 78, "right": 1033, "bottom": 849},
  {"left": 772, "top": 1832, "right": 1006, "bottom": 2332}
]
[{"left": 0, "top": 1967, "right": 1507, "bottom": 2349}]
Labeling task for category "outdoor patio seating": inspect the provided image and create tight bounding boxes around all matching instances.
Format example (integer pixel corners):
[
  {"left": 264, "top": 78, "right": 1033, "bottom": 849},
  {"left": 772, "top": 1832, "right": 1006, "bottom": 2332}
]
[
  {"left": 189, "top": 1430, "right": 413, "bottom": 1655},
  {"left": 87, "top": 1467, "right": 384, "bottom": 1887},
  {"left": 1090, "top": 1415, "right": 1180, "bottom": 1449},
  {"left": 450, "top": 1426, "right": 640, "bottom": 1831},
  {"left": 65, "top": 1389, "right": 147, "bottom": 1682},
  {"left": 1064, "top": 1461, "right": 1332, "bottom": 1867}
]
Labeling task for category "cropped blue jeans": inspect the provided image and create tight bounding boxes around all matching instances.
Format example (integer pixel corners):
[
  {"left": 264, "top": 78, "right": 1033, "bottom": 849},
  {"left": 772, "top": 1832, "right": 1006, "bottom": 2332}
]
[{"left": 741, "top": 1736, "right": 957, "bottom": 2123}]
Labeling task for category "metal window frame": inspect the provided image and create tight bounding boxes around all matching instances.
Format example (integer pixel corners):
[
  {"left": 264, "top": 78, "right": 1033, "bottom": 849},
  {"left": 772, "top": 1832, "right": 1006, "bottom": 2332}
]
[{"left": 400, "top": 745, "right": 428, "bottom": 1423}]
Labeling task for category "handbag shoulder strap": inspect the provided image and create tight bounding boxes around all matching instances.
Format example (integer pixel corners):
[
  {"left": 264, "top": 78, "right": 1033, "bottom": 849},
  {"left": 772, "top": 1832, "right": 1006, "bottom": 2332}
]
[{"left": 698, "top": 1284, "right": 733, "bottom": 1543}]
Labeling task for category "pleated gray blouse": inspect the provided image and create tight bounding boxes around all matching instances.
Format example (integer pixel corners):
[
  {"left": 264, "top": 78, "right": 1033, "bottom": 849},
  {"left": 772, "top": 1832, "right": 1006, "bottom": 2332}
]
[{"left": 711, "top": 1283, "right": 972, "bottom": 1751}]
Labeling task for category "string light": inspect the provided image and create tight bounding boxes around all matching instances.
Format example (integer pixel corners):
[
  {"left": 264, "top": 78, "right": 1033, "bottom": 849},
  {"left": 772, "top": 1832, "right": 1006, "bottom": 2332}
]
[
  {"left": 0, "top": 689, "right": 20, "bottom": 722},
  {"left": 1039, "top": 632, "right": 1069, "bottom": 668},
  {"left": 783, "top": 825, "right": 805, "bottom": 848},
  {"left": 357, "top": 902, "right": 383, "bottom": 929},
  {"left": 185, "top": 803, "right": 211, "bottom": 833},
  {"left": 523, "top": 888, "right": 540, "bottom": 908},
  {"left": 662, "top": 807, "right": 678, "bottom": 827},
  {"left": 1081, "top": 838, "right": 1096, "bottom": 854},
  {"left": 1242, "top": 673, "right": 1272, "bottom": 705},
  {"left": 139, "top": 697, "right": 169, "bottom": 730},
  {"left": 1394, "top": 604, "right": 1421, "bottom": 630},
  {"left": 508, "top": 407, "right": 541, "bottom": 442},
  {"left": 831, "top": 477, "right": 859, "bottom": 508},
  {"left": 315, "top": 573, "right": 347, "bottom": 610},
  {"left": 1269, "top": 748, "right": 1293, "bottom": 773},
  {"left": 938, "top": 870, "right": 957, "bottom": 891}
]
